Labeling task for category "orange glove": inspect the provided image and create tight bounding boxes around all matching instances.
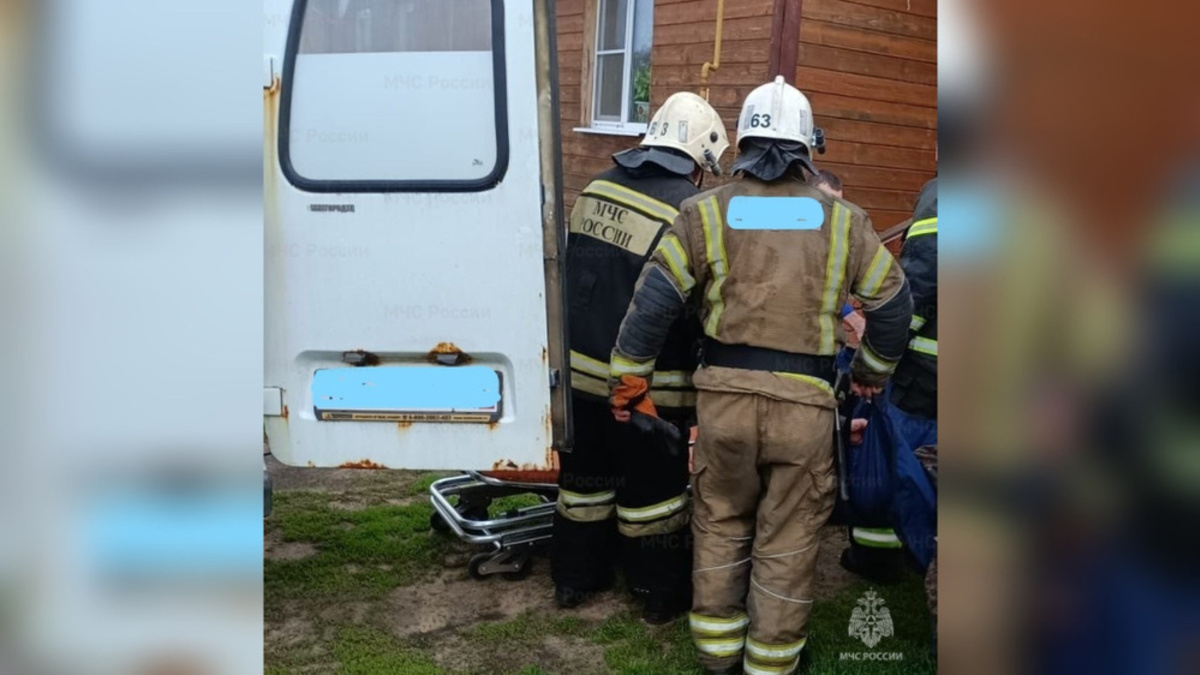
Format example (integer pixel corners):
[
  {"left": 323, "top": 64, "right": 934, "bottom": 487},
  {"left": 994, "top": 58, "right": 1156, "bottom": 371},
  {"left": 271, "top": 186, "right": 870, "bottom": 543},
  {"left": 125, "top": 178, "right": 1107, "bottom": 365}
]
[{"left": 611, "top": 375, "right": 657, "bottom": 421}]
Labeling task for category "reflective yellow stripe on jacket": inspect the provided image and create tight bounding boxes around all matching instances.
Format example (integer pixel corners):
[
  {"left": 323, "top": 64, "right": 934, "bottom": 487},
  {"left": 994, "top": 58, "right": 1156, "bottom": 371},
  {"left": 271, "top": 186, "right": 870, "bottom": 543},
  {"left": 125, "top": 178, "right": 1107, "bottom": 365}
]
[
  {"left": 858, "top": 341, "right": 898, "bottom": 374},
  {"left": 573, "top": 351, "right": 695, "bottom": 407},
  {"left": 583, "top": 180, "right": 680, "bottom": 224},
  {"left": 699, "top": 196, "right": 729, "bottom": 337},
  {"left": 908, "top": 336, "right": 938, "bottom": 357},
  {"left": 857, "top": 245, "right": 894, "bottom": 304},
  {"left": 610, "top": 353, "right": 654, "bottom": 378},
  {"left": 655, "top": 232, "right": 695, "bottom": 293},
  {"left": 819, "top": 203, "right": 852, "bottom": 354},
  {"left": 907, "top": 217, "right": 938, "bottom": 238}
]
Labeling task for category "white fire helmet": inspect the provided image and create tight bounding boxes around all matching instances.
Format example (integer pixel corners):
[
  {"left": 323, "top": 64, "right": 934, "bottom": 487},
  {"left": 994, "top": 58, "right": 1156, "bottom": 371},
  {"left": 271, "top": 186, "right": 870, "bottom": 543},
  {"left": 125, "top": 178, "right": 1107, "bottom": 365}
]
[
  {"left": 736, "top": 76, "right": 816, "bottom": 152},
  {"left": 641, "top": 92, "right": 730, "bottom": 174}
]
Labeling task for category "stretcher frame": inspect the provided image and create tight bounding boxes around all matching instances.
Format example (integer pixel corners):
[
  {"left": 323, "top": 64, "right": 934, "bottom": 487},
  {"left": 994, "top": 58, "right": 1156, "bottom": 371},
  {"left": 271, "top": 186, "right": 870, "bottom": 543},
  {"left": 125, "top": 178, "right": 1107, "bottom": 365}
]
[{"left": 428, "top": 472, "right": 557, "bottom": 580}]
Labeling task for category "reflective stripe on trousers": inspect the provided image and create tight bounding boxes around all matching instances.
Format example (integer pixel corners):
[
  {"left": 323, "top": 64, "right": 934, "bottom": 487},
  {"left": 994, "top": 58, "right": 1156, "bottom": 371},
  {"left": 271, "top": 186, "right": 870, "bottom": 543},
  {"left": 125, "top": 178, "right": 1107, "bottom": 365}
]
[
  {"left": 556, "top": 488, "right": 616, "bottom": 523},
  {"left": 617, "top": 492, "right": 689, "bottom": 537},
  {"left": 690, "top": 612, "right": 749, "bottom": 659},
  {"left": 744, "top": 636, "right": 806, "bottom": 674},
  {"left": 852, "top": 527, "right": 903, "bottom": 549}
]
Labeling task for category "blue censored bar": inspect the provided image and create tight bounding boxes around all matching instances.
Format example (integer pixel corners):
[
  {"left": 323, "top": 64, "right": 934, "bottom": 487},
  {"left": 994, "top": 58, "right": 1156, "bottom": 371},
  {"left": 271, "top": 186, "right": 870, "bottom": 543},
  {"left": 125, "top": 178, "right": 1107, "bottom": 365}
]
[
  {"left": 312, "top": 365, "right": 501, "bottom": 414},
  {"left": 727, "top": 196, "right": 825, "bottom": 230}
]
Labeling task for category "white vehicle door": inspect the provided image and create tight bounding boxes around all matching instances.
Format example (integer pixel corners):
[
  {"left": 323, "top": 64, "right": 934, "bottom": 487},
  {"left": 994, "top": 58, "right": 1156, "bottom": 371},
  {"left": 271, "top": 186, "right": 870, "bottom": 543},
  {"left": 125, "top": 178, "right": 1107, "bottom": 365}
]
[{"left": 264, "top": 0, "right": 570, "bottom": 472}]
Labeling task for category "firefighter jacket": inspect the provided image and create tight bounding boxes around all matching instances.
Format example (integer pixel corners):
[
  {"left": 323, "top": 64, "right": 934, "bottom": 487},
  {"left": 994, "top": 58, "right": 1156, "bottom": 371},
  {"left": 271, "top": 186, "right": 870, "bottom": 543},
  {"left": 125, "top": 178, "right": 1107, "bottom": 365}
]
[
  {"left": 891, "top": 179, "right": 937, "bottom": 418},
  {"left": 609, "top": 175, "right": 913, "bottom": 407},
  {"left": 566, "top": 164, "right": 703, "bottom": 412}
]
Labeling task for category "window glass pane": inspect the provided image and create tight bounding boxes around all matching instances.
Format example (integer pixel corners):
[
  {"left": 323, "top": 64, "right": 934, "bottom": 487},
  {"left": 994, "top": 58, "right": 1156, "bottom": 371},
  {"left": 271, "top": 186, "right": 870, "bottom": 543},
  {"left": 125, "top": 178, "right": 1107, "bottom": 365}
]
[
  {"left": 598, "top": 0, "right": 629, "bottom": 51},
  {"left": 627, "top": 0, "right": 654, "bottom": 124},
  {"left": 299, "top": 0, "right": 491, "bottom": 53},
  {"left": 287, "top": 0, "right": 500, "bottom": 185},
  {"left": 595, "top": 53, "right": 626, "bottom": 121}
]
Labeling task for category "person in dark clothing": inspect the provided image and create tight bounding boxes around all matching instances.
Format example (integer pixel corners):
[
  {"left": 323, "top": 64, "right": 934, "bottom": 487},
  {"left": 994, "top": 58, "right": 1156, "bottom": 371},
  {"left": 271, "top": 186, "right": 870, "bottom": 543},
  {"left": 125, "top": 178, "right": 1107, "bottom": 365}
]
[
  {"left": 553, "top": 92, "right": 729, "bottom": 624},
  {"left": 841, "top": 177, "right": 938, "bottom": 579}
]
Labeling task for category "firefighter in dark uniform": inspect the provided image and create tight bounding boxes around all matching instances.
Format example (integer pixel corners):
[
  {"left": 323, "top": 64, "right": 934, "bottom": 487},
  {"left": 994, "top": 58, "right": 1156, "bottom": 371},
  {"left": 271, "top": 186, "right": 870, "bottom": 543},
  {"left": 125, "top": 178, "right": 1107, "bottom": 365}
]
[
  {"left": 842, "top": 178, "right": 938, "bottom": 577},
  {"left": 893, "top": 178, "right": 938, "bottom": 421},
  {"left": 552, "top": 92, "right": 730, "bottom": 624}
]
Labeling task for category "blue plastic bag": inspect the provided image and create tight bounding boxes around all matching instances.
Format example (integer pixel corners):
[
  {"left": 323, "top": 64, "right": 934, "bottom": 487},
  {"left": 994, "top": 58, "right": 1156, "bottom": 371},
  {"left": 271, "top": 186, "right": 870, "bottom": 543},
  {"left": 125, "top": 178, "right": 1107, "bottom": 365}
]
[{"left": 844, "top": 390, "right": 938, "bottom": 569}]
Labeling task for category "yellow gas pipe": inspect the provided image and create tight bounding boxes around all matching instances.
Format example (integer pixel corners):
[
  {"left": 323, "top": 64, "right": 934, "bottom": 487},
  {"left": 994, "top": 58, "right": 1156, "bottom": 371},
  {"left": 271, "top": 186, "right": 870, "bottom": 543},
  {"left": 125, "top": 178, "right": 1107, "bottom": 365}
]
[{"left": 700, "top": 0, "right": 726, "bottom": 101}]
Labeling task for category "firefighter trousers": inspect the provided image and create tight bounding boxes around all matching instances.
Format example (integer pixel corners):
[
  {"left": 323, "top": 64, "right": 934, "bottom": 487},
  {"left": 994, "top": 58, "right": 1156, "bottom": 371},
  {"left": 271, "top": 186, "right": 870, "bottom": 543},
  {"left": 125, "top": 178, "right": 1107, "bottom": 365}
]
[
  {"left": 551, "top": 396, "right": 692, "bottom": 603},
  {"left": 689, "top": 390, "right": 837, "bottom": 674}
]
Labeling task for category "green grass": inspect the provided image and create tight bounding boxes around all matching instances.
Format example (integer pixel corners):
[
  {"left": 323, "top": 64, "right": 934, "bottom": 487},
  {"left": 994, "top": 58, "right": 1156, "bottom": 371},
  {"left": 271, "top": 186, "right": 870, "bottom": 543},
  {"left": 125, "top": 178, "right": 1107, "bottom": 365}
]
[
  {"left": 407, "top": 472, "right": 454, "bottom": 497},
  {"left": 333, "top": 625, "right": 445, "bottom": 675},
  {"left": 803, "top": 575, "right": 937, "bottom": 674},
  {"left": 465, "top": 582, "right": 934, "bottom": 675},
  {"left": 266, "top": 474, "right": 935, "bottom": 674},
  {"left": 489, "top": 493, "right": 547, "bottom": 517},
  {"left": 594, "top": 611, "right": 702, "bottom": 675},
  {"left": 265, "top": 491, "right": 448, "bottom": 600}
]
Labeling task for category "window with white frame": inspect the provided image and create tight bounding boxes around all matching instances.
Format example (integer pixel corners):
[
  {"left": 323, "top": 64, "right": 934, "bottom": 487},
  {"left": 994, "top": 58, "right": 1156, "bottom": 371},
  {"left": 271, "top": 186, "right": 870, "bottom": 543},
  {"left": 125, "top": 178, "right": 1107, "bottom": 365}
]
[{"left": 592, "top": 0, "right": 654, "bottom": 131}]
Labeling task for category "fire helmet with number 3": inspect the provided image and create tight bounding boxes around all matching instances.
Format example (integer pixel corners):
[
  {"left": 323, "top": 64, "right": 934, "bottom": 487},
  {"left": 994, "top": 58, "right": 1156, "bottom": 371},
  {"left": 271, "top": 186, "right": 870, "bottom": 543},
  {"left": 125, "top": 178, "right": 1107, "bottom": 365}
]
[
  {"left": 736, "top": 76, "right": 817, "bottom": 155},
  {"left": 639, "top": 92, "right": 730, "bottom": 175}
]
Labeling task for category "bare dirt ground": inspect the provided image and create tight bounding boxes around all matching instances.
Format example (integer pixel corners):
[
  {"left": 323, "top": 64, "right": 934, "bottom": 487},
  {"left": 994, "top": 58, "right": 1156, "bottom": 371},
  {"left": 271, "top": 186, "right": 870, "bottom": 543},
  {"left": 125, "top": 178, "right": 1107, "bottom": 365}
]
[{"left": 264, "top": 455, "right": 928, "bottom": 675}]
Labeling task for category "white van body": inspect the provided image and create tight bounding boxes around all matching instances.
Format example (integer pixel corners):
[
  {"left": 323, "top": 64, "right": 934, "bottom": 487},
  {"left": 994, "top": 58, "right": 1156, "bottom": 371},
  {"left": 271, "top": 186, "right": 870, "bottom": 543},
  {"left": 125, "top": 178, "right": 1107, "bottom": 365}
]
[{"left": 264, "top": 0, "right": 570, "bottom": 471}]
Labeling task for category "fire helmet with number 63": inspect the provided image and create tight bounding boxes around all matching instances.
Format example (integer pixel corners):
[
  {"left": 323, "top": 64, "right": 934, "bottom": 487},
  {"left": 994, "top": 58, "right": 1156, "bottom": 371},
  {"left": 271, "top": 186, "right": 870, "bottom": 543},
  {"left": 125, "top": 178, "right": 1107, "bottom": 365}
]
[
  {"left": 736, "top": 76, "right": 817, "bottom": 154},
  {"left": 639, "top": 92, "right": 730, "bottom": 175}
]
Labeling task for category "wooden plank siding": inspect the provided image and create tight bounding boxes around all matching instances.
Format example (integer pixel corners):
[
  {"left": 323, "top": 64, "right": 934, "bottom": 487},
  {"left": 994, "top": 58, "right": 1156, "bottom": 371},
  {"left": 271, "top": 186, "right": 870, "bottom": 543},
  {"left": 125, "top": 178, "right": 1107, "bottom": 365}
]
[
  {"left": 555, "top": 0, "right": 937, "bottom": 231},
  {"left": 796, "top": 0, "right": 937, "bottom": 230}
]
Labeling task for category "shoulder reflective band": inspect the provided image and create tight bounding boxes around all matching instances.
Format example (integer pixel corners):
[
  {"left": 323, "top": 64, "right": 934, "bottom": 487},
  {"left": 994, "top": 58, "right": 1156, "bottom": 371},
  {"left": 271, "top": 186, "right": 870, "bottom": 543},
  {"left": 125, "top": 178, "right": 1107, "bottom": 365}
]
[
  {"left": 857, "top": 245, "right": 894, "bottom": 303},
  {"left": 610, "top": 353, "right": 654, "bottom": 378},
  {"left": 583, "top": 180, "right": 680, "bottom": 224},
  {"left": 908, "top": 217, "right": 938, "bottom": 238},
  {"left": 819, "top": 203, "right": 853, "bottom": 354},
  {"left": 852, "top": 527, "right": 903, "bottom": 548},
  {"left": 655, "top": 233, "right": 695, "bottom": 293},
  {"left": 909, "top": 336, "right": 938, "bottom": 357},
  {"left": 699, "top": 196, "right": 730, "bottom": 337},
  {"left": 910, "top": 314, "right": 927, "bottom": 331}
]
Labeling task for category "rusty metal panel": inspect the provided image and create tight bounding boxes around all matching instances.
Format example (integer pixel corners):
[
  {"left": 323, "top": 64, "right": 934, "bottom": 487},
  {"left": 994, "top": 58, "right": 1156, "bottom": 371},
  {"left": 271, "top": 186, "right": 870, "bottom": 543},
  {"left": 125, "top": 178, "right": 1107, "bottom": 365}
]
[{"left": 264, "top": 0, "right": 559, "bottom": 471}]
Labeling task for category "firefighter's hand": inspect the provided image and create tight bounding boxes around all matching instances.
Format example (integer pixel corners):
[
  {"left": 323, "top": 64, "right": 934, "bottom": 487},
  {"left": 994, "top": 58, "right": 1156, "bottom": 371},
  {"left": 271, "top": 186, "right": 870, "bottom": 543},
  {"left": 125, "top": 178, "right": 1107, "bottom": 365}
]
[
  {"left": 842, "top": 311, "right": 866, "bottom": 348},
  {"left": 610, "top": 374, "right": 656, "bottom": 423},
  {"left": 688, "top": 444, "right": 694, "bottom": 473},
  {"left": 850, "top": 381, "right": 884, "bottom": 400},
  {"left": 850, "top": 418, "right": 868, "bottom": 445}
]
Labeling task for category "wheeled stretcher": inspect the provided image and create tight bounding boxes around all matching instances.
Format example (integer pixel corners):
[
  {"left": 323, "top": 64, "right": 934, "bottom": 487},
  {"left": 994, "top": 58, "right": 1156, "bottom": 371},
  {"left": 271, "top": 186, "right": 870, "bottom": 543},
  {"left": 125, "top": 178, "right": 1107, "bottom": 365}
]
[{"left": 428, "top": 471, "right": 558, "bottom": 580}]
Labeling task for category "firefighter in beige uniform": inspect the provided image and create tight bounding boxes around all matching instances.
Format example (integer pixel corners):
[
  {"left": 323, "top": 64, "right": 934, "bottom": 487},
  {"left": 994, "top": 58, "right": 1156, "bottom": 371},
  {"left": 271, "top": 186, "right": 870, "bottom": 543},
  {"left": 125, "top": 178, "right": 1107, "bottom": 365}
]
[{"left": 608, "top": 77, "right": 913, "bottom": 675}]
